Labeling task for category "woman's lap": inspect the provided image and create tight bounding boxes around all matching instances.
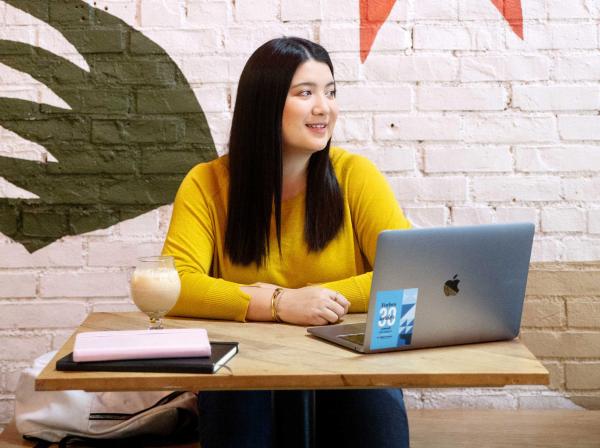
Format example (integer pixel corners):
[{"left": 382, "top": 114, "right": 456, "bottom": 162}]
[
  {"left": 197, "top": 389, "right": 409, "bottom": 448},
  {"left": 316, "top": 389, "right": 409, "bottom": 447}
]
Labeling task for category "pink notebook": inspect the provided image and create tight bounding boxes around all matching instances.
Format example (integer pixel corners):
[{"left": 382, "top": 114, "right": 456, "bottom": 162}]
[{"left": 73, "top": 328, "right": 211, "bottom": 362}]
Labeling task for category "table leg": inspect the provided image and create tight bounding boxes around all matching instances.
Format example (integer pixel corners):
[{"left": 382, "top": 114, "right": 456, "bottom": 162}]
[{"left": 273, "top": 390, "right": 316, "bottom": 448}]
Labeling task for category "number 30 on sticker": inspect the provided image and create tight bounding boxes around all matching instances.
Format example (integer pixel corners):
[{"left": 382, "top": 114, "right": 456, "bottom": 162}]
[{"left": 378, "top": 304, "right": 397, "bottom": 327}]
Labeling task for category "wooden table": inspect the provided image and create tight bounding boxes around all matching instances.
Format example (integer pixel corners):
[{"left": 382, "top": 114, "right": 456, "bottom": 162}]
[
  {"left": 36, "top": 312, "right": 549, "bottom": 447},
  {"left": 36, "top": 311, "right": 549, "bottom": 392}
]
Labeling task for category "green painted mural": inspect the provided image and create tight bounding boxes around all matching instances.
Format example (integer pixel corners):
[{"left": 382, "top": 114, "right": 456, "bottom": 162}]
[{"left": 0, "top": 0, "right": 217, "bottom": 252}]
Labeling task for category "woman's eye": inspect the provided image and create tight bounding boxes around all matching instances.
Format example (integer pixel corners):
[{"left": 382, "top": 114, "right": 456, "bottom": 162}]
[
  {"left": 327, "top": 90, "right": 337, "bottom": 98},
  {"left": 299, "top": 90, "right": 311, "bottom": 97}
]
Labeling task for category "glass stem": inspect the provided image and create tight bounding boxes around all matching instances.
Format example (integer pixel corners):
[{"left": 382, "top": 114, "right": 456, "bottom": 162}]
[{"left": 149, "top": 315, "right": 163, "bottom": 330}]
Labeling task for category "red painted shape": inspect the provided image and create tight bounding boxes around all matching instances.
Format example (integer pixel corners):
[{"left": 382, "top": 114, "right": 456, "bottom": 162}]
[
  {"left": 359, "top": 0, "right": 396, "bottom": 63},
  {"left": 359, "top": 0, "right": 524, "bottom": 64},
  {"left": 490, "top": 0, "right": 524, "bottom": 39}
]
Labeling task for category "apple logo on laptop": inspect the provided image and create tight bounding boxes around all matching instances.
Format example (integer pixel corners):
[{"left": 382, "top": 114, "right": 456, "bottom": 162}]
[{"left": 443, "top": 274, "right": 460, "bottom": 296}]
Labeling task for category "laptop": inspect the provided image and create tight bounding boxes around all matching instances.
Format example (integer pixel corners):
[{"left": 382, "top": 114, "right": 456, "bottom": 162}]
[{"left": 307, "top": 222, "right": 535, "bottom": 353}]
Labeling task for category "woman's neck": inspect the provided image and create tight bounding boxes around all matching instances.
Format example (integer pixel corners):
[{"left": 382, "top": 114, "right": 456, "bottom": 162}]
[{"left": 281, "top": 153, "right": 310, "bottom": 201}]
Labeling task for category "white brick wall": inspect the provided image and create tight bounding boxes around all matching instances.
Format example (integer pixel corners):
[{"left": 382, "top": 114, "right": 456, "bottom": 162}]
[
  {"left": 507, "top": 23, "right": 598, "bottom": 50},
  {"left": 40, "top": 272, "right": 129, "bottom": 298},
  {"left": 319, "top": 24, "right": 358, "bottom": 52},
  {"left": 234, "top": 0, "right": 277, "bottom": 22},
  {"left": 553, "top": 55, "right": 600, "bottom": 80},
  {"left": 0, "top": 241, "right": 84, "bottom": 268},
  {"left": 332, "top": 114, "right": 371, "bottom": 142},
  {"left": 187, "top": 1, "right": 230, "bottom": 26},
  {"left": 541, "top": 208, "right": 587, "bottom": 233},
  {"left": 366, "top": 22, "right": 411, "bottom": 51},
  {"left": 117, "top": 210, "right": 161, "bottom": 237},
  {"left": 460, "top": 55, "right": 550, "bottom": 82},
  {"left": 281, "top": 0, "right": 321, "bottom": 21},
  {"left": 546, "top": 0, "right": 600, "bottom": 19},
  {"left": 414, "top": 0, "right": 459, "bottom": 20},
  {"left": 140, "top": 0, "right": 185, "bottom": 28},
  {"left": 193, "top": 86, "right": 230, "bottom": 112},
  {"left": 495, "top": 207, "right": 538, "bottom": 225},
  {"left": 0, "top": 302, "right": 88, "bottom": 329},
  {"left": 0, "top": 274, "right": 37, "bottom": 298},
  {"left": 392, "top": 177, "right": 468, "bottom": 202},
  {"left": 87, "top": 241, "right": 164, "bottom": 266},
  {"left": 144, "top": 29, "right": 221, "bottom": 55},
  {"left": 559, "top": 116, "right": 600, "bottom": 140},
  {"left": 404, "top": 206, "right": 449, "bottom": 227},
  {"left": 375, "top": 115, "right": 462, "bottom": 141},
  {"left": 425, "top": 145, "right": 513, "bottom": 173},
  {"left": 452, "top": 207, "right": 494, "bottom": 225},
  {"left": 417, "top": 86, "right": 507, "bottom": 111},
  {"left": 513, "top": 85, "right": 600, "bottom": 111},
  {"left": 365, "top": 55, "right": 459, "bottom": 82},
  {"left": 1, "top": 0, "right": 599, "bottom": 425},
  {"left": 472, "top": 176, "right": 562, "bottom": 202},
  {"left": 516, "top": 146, "right": 600, "bottom": 172},
  {"left": 563, "top": 178, "right": 600, "bottom": 201},
  {"left": 413, "top": 24, "right": 503, "bottom": 50},
  {"left": 463, "top": 115, "right": 558, "bottom": 143},
  {"left": 590, "top": 210, "right": 600, "bottom": 234},
  {"left": 337, "top": 86, "right": 412, "bottom": 112}
]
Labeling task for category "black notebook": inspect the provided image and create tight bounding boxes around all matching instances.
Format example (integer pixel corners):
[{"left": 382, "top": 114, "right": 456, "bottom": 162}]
[{"left": 56, "top": 342, "right": 239, "bottom": 374}]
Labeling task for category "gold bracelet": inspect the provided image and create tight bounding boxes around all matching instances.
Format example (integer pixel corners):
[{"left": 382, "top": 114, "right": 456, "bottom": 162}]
[{"left": 271, "top": 288, "right": 284, "bottom": 322}]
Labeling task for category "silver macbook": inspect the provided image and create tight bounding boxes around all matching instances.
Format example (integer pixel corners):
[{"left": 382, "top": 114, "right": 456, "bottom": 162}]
[{"left": 307, "top": 223, "right": 535, "bottom": 353}]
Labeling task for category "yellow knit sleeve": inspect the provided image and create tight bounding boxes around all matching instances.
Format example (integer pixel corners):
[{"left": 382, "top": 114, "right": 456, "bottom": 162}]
[
  {"left": 321, "top": 152, "right": 411, "bottom": 312},
  {"left": 162, "top": 165, "right": 251, "bottom": 321}
]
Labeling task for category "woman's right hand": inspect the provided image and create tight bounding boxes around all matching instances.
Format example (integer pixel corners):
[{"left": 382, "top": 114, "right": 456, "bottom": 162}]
[{"left": 276, "top": 286, "right": 350, "bottom": 326}]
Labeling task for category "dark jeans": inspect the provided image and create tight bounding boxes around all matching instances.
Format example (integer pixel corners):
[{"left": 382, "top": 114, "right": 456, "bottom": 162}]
[{"left": 198, "top": 389, "right": 410, "bottom": 448}]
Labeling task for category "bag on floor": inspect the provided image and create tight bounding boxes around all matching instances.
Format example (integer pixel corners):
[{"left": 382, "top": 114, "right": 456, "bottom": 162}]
[{"left": 14, "top": 351, "right": 198, "bottom": 446}]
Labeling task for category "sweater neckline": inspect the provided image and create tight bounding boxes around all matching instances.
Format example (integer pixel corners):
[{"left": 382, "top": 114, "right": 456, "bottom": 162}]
[{"left": 281, "top": 189, "right": 305, "bottom": 209}]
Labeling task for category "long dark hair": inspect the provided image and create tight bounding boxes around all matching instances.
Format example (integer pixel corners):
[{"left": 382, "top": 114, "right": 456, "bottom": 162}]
[{"left": 225, "top": 37, "right": 344, "bottom": 267}]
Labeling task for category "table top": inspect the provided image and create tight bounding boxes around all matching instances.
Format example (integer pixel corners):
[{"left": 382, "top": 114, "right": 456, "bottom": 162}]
[{"left": 36, "top": 312, "right": 549, "bottom": 392}]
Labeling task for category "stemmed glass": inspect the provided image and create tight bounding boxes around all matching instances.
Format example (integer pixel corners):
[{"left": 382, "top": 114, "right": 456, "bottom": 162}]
[{"left": 130, "top": 256, "right": 181, "bottom": 330}]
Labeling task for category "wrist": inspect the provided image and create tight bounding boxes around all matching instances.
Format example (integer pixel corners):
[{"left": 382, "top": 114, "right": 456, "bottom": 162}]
[{"left": 270, "top": 288, "right": 285, "bottom": 322}]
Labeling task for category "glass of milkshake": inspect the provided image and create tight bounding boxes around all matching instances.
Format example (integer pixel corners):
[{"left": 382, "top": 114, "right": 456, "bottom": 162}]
[{"left": 130, "top": 256, "right": 181, "bottom": 330}]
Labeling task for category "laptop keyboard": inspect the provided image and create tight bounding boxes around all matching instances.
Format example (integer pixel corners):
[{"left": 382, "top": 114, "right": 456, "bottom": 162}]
[
  {"left": 339, "top": 333, "right": 365, "bottom": 345},
  {"left": 337, "top": 323, "right": 367, "bottom": 345}
]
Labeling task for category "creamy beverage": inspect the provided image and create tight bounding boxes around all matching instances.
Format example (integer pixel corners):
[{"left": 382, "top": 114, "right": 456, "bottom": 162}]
[
  {"left": 130, "top": 256, "right": 181, "bottom": 329},
  {"left": 131, "top": 268, "right": 181, "bottom": 314}
]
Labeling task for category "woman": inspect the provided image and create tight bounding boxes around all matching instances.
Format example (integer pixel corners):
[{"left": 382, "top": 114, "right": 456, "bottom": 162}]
[{"left": 163, "top": 37, "right": 411, "bottom": 448}]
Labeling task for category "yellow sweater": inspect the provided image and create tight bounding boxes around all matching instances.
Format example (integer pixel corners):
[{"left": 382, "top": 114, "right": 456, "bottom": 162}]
[{"left": 162, "top": 147, "right": 411, "bottom": 321}]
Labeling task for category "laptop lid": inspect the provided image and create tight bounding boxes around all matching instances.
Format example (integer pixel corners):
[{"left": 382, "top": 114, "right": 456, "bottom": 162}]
[{"left": 361, "top": 222, "right": 535, "bottom": 352}]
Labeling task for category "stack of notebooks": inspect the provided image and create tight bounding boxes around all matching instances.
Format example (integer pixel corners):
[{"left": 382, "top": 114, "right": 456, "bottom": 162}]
[{"left": 56, "top": 329, "right": 238, "bottom": 374}]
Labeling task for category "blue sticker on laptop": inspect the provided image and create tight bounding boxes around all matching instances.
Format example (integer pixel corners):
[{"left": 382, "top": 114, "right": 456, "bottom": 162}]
[{"left": 370, "top": 288, "right": 419, "bottom": 350}]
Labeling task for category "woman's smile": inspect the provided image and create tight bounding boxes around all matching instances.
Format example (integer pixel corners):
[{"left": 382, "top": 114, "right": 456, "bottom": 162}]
[{"left": 306, "top": 122, "right": 328, "bottom": 134}]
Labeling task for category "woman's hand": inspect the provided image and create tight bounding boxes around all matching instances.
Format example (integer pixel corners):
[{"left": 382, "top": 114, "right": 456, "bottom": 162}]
[{"left": 276, "top": 286, "right": 350, "bottom": 326}]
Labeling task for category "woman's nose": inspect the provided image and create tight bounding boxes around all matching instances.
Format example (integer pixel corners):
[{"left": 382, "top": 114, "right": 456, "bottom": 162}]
[{"left": 312, "top": 93, "right": 329, "bottom": 115}]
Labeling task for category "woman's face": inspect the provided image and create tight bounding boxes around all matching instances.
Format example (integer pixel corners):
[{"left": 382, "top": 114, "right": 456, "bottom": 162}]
[{"left": 282, "top": 59, "right": 338, "bottom": 158}]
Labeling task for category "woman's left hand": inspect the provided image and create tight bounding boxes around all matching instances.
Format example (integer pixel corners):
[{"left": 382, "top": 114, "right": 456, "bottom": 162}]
[{"left": 275, "top": 286, "right": 350, "bottom": 326}]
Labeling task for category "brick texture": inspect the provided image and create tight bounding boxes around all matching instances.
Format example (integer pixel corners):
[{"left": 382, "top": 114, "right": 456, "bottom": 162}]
[
  {"left": 565, "top": 363, "right": 600, "bottom": 390},
  {"left": 521, "top": 298, "right": 565, "bottom": 328},
  {"left": 40, "top": 272, "right": 128, "bottom": 298},
  {"left": 521, "top": 331, "right": 600, "bottom": 358},
  {"left": 0, "top": 335, "right": 51, "bottom": 360},
  {"left": 522, "top": 263, "right": 600, "bottom": 408},
  {"left": 1, "top": 0, "right": 600, "bottom": 427},
  {"left": 542, "top": 361, "right": 564, "bottom": 390},
  {"left": 0, "top": 273, "right": 37, "bottom": 298},
  {"left": 424, "top": 146, "right": 512, "bottom": 173},
  {"left": 567, "top": 299, "right": 600, "bottom": 328},
  {"left": 526, "top": 265, "right": 600, "bottom": 296},
  {"left": 0, "top": 302, "right": 87, "bottom": 329}
]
